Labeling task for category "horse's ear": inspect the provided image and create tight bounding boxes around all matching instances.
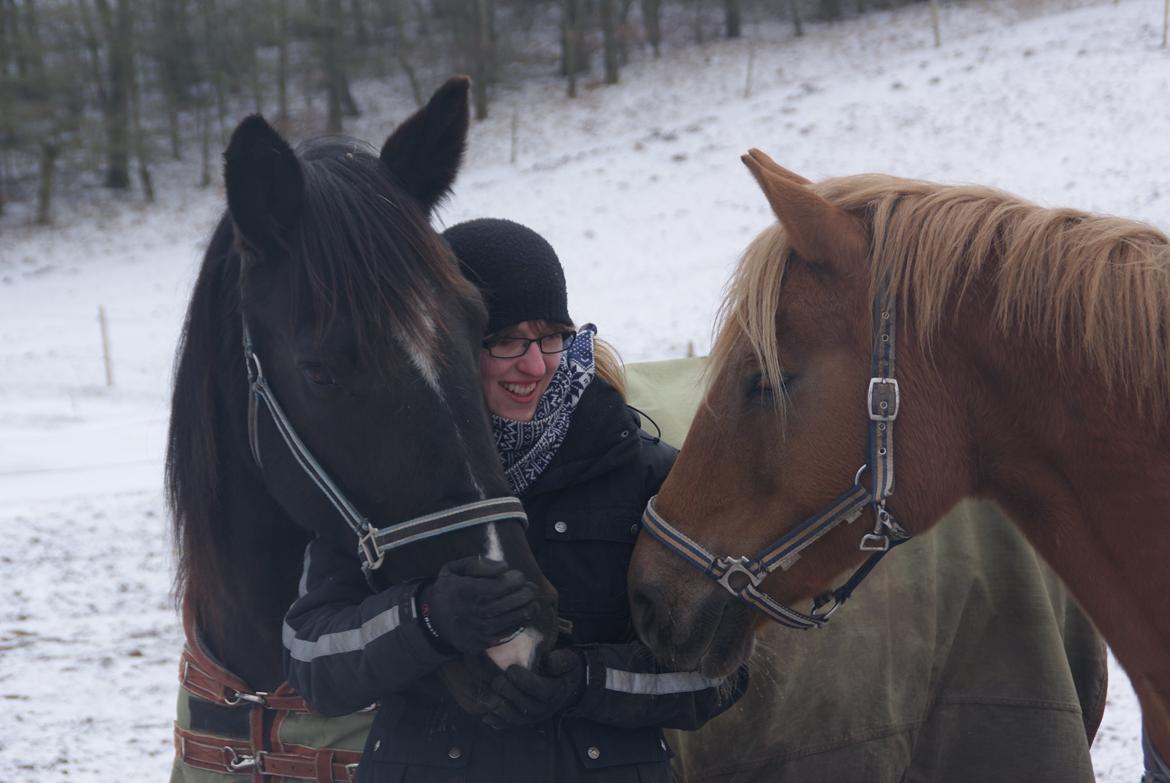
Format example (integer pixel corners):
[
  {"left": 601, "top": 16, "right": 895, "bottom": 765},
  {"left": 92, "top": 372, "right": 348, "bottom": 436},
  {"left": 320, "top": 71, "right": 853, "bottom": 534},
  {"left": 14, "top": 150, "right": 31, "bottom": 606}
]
[
  {"left": 223, "top": 115, "right": 304, "bottom": 257},
  {"left": 380, "top": 76, "right": 470, "bottom": 214},
  {"left": 741, "top": 152, "right": 867, "bottom": 267},
  {"left": 745, "top": 149, "right": 812, "bottom": 186}
]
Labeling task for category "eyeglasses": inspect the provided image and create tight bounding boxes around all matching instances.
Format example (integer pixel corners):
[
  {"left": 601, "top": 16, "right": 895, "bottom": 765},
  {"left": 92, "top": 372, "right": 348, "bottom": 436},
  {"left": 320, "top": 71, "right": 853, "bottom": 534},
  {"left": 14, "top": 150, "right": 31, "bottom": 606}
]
[{"left": 483, "top": 330, "right": 577, "bottom": 359}]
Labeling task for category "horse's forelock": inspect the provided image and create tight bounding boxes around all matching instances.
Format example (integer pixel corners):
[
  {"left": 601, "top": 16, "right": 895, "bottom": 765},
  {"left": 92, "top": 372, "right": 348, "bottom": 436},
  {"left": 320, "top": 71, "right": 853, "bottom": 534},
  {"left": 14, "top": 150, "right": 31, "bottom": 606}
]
[
  {"left": 710, "top": 224, "right": 792, "bottom": 409},
  {"left": 286, "top": 141, "right": 479, "bottom": 386}
]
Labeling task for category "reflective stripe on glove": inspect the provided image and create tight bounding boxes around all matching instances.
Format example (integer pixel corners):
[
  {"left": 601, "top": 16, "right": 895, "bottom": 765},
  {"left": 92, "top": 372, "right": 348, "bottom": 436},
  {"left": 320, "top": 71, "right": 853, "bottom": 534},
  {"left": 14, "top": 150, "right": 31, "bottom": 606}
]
[
  {"left": 483, "top": 648, "right": 586, "bottom": 729},
  {"left": 417, "top": 556, "right": 538, "bottom": 656}
]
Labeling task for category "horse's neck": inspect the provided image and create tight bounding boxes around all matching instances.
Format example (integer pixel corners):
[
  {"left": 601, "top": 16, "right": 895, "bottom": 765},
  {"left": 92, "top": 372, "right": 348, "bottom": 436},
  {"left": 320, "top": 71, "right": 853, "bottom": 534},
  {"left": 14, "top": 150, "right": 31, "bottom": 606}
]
[
  {"left": 196, "top": 477, "right": 308, "bottom": 693},
  {"left": 964, "top": 344, "right": 1170, "bottom": 691}
]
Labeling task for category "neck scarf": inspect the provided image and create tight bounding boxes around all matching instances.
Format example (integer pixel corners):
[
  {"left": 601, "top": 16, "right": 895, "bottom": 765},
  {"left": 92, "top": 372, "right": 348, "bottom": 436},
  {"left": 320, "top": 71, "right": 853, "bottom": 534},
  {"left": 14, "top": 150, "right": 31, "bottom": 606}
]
[{"left": 492, "top": 325, "right": 597, "bottom": 495}]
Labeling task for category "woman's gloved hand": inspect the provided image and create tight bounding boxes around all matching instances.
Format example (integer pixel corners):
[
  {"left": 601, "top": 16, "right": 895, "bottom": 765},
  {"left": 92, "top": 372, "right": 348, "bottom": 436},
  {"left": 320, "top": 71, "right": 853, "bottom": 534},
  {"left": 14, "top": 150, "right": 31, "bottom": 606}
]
[
  {"left": 483, "top": 648, "right": 586, "bottom": 729},
  {"left": 417, "top": 556, "right": 537, "bottom": 656}
]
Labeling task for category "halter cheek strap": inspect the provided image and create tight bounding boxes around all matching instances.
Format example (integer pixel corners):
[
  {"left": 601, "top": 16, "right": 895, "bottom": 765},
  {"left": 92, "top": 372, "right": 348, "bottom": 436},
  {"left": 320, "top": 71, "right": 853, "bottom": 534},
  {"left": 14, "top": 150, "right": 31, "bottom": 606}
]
[
  {"left": 641, "top": 292, "right": 911, "bottom": 630},
  {"left": 241, "top": 318, "right": 527, "bottom": 572}
]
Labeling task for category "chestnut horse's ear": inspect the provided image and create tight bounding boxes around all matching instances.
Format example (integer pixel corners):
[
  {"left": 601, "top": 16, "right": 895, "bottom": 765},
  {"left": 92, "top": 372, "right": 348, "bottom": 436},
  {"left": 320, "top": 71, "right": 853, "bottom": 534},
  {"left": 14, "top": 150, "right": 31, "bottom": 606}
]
[
  {"left": 223, "top": 115, "right": 304, "bottom": 257},
  {"left": 745, "top": 148, "right": 812, "bottom": 185},
  {"left": 380, "top": 76, "right": 470, "bottom": 214},
  {"left": 741, "top": 151, "right": 867, "bottom": 267}
]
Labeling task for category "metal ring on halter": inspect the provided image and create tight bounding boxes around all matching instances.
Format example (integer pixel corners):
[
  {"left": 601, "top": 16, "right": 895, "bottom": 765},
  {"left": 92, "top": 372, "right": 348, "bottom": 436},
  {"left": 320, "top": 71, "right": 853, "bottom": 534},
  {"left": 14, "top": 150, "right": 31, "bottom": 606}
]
[
  {"left": 715, "top": 556, "right": 765, "bottom": 596},
  {"left": 853, "top": 464, "right": 869, "bottom": 487},
  {"left": 809, "top": 591, "right": 845, "bottom": 621}
]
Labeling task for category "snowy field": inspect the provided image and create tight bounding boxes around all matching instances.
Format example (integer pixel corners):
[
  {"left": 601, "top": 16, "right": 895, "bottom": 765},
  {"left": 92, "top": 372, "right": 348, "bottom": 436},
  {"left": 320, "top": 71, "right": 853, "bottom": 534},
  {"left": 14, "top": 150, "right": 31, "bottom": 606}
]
[{"left": 2, "top": 0, "right": 1166, "bottom": 779}]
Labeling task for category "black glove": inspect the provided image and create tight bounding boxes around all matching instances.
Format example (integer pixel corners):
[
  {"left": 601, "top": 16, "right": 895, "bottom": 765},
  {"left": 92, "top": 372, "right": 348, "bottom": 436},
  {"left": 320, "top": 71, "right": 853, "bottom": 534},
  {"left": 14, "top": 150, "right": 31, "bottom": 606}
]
[
  {"left": 417, "top": 556, "right": 537, "bottom": 656},
  {"left": 484, "top": 648, "right": 586, "bottom": 729}
]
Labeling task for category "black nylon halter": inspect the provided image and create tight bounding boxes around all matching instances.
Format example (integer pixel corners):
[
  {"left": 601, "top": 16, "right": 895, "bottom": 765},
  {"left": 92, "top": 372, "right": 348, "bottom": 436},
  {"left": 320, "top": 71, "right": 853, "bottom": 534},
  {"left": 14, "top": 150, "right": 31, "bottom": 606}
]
[
  {"left": 242, "top": 318, "right": 527, "bottom": 572},
  {"left": 641, "top": 292, "right": 911, "bottom": 630}
]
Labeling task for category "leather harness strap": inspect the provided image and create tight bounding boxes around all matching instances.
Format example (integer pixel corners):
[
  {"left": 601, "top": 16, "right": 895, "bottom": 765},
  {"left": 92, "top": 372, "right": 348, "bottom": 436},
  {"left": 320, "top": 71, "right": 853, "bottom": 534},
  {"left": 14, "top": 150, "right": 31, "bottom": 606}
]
[
  {"left": 175, "top": 725, "right": 362, "bottom": 782},
  {"left": 175, "top": 600, "right": 361, "bottom": 782}
]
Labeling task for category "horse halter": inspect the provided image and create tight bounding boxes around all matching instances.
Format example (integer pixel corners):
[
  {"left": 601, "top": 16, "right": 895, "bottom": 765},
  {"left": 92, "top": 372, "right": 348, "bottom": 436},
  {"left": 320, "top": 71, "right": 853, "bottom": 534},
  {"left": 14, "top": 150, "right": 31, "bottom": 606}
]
[
  {"left": 641, "top": 293, "right": 912, "bottom": 630},
  {"left": 241, "top": 317, "right": 527, "bottom": 572}
]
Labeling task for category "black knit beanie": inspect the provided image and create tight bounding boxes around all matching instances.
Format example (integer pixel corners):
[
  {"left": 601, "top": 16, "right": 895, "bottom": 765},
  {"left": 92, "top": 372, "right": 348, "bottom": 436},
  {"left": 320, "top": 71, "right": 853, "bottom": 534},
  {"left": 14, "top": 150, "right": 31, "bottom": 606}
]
[{"left": 443, "top": 218, "right": 572, "bottom": 335}]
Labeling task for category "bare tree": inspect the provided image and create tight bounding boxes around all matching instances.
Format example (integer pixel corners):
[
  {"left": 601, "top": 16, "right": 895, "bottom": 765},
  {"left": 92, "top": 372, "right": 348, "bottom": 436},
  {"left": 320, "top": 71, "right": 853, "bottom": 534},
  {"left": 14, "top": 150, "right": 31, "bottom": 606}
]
[
  {"left": 93, "top": 0, "right": 134, "bottom": 189},
  {"left": 787, "top": 0, "right": 803, "bottom": 37},
  {"left": 724, "top": 0, "right": 741, "bottom": 38},
  {"left": 641, "top": 0, "right": 660, "bottom": 57},
  {"left": 561, "top": 0, "right": 588, "bottom": 94},
  {"left": 602, "top": 0, "right": 619, "bottom": 84}
]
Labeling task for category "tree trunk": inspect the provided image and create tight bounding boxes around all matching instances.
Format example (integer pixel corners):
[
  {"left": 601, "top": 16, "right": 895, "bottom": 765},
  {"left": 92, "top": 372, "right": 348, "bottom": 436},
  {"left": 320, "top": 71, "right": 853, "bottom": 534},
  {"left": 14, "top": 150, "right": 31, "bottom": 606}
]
[
  {"left": 155, "top": 0, "right": 195, "bottom": 160},
  {"left": 320, "top": 0, "right": 349, "bottom": 131},
  {"left": 928, "top": 0, "right": 940, "bottom": 47},
  {"left": 96, "top": 0, "right": 133, "bottom": 189},
  {"left": 601, "top": 0, "right": 618, "bottom": 84},
  {"left": 276, "top": 0, "right": 289, "bottom": 125},
  {"left": 693, "top": 0, "right": 704, "bottom": 44},
  {"left": 787, "top": 0, "right": 803, "bottom": 37},
  {"left": 562, "top": 0, "right": 578, "bottom": 97},
  {"left": 641, "top": 0, "right": 660, "bottom": 57},
  {"left": 131, "top": 57, "right": 154, "bottom": 202},
  {"left": 724, "top": 0, "right": 741, "bottom": 38},
  {"left": 471, "top": 0, "right": 492, "bottom": 119},
  {"left": 351, "top": 0, "right": 368, "bottom": 45},
  {"left": 36, "top": 142, "right": 59, "bottom": 225},
  {"left": 197, "top": 95, "right": 211, "bottom": 187}
]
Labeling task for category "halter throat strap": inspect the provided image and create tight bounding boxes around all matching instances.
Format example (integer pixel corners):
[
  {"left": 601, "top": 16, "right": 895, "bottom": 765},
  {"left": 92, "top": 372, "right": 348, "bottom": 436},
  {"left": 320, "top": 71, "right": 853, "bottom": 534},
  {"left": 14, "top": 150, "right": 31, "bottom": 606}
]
[
  {"left": 641, "top": 291, "right": 911, "bottom": 630},
  {"left": 241, "top": 318, "right": 527, "bottom": 571}
]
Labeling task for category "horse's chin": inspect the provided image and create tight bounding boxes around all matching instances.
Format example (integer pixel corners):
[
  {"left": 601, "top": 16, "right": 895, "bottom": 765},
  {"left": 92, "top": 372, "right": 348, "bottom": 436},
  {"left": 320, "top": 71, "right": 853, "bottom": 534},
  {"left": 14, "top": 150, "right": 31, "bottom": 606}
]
[{"left": 695, "top": 603, "right": 757, "bottom": 679}]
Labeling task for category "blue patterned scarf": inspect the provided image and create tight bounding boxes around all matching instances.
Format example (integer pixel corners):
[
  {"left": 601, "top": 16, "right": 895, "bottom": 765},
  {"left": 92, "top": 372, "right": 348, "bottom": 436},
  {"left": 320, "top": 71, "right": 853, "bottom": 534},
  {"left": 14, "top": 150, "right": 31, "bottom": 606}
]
[{"left": 492, "top": 325, "right": 597, "bottom": 495}]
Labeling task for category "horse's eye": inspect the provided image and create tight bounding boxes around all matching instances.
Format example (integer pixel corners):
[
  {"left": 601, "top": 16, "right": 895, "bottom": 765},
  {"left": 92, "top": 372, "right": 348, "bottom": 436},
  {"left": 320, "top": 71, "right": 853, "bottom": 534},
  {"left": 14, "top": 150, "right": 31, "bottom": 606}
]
[
  {"left": 746, "top": 372, "right": 798, "bottom": 401},
  {"left": 300, "top": 362, "right": 337, "bottom": 387},
  {"left": 746, "top": 373, "right": 775, "bottom": 400}
]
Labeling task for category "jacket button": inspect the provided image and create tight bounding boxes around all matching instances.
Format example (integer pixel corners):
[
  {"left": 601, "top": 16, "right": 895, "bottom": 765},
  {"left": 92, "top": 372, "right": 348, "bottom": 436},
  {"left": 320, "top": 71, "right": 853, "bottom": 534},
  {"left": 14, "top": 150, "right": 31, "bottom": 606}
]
[
  {"left": 620, "top": 429, "right": 630, "bottom": 438},
  {"left": 448, "top": 746, "right": 463, "bottom": 760},
  {"left": 587, "top": 746, "right": 601, "bottom": 760},
  {"left": 373, "top": 740, "right": 381, "bottom": 751},
  {"left": 554, "top": 521, "right": 568, "bottom": 534},
  {"left": 629, "top": 523, "right": 639, "bottom": 537}
]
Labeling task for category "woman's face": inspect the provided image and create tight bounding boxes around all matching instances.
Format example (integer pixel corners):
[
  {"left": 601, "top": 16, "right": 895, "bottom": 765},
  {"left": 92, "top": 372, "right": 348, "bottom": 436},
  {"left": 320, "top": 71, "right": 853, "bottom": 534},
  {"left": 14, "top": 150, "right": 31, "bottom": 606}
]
[{"left": 480, "top": 321, "right": 563, "bottom": 421}]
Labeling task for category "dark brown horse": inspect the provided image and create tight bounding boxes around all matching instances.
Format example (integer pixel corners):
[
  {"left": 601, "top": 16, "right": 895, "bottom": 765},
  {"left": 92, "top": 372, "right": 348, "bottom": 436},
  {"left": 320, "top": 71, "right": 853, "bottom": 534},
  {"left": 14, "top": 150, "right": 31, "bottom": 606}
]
[
  {"left": 167, "top": 78, "right": 556, "bottom": 719},
  {"left": 630, "top": 150, "right": 1170, "bottom": 766}
]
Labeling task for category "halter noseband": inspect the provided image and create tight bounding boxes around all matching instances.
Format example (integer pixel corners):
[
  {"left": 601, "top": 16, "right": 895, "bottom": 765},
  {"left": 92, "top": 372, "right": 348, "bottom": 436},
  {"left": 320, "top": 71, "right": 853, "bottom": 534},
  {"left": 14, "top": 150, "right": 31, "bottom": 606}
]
[
  {"left": 242, "top": 318, "right": 527, "bottom": 572},
  {"left": 641, "top": 293, "right": 911, "bottom": 630}
]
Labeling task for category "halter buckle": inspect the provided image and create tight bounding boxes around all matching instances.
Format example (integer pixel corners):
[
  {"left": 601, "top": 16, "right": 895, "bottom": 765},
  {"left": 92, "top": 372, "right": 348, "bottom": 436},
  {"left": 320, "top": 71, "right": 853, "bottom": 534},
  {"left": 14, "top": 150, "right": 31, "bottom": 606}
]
[
  {"left": 358, "top": 526, "right": 385, "bottom": 571},
  {"left": 867, "top": 377, "right": 899, "bottom": 421},
  {"left": 859, "top": 533, "right": 891, "bottom": 552},
  {"left": 714, "top": 556, "right": 763, "bottom": 596}
]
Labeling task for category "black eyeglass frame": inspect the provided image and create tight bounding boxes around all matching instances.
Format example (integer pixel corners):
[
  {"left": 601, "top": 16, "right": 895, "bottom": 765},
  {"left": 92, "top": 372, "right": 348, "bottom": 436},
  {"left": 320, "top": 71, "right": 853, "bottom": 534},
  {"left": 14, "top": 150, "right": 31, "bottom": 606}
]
[{"left": 482, "top": 330, "right": 578, "bottom": 359}]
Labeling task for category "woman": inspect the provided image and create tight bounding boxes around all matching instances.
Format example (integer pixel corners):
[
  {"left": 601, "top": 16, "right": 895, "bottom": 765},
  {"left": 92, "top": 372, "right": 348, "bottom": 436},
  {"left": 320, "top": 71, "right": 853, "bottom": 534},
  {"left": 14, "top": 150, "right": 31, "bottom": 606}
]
[{"left": 283, "top": 218, "right": 749, "bottom": 782}]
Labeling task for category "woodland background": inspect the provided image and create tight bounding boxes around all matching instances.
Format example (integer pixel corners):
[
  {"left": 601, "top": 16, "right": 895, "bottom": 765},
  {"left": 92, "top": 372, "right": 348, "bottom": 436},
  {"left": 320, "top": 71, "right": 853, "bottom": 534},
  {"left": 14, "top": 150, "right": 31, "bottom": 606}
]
[{"left": 1, "top": 0, "right": 964, "bottom": 224}]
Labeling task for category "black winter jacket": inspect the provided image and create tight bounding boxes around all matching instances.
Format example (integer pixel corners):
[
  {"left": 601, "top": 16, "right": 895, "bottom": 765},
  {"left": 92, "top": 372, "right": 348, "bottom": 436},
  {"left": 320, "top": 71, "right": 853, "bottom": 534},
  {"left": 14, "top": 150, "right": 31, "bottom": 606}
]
[{"left": 283, "top": 379, "right": 749, "bottom": 783}]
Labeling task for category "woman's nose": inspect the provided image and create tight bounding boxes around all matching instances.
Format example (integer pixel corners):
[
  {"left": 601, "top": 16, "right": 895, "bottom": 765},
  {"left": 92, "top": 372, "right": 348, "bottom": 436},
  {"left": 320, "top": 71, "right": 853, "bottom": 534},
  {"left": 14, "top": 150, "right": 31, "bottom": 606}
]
[{"left": 516, "top": 341, "right": 546, "bottom": 373}]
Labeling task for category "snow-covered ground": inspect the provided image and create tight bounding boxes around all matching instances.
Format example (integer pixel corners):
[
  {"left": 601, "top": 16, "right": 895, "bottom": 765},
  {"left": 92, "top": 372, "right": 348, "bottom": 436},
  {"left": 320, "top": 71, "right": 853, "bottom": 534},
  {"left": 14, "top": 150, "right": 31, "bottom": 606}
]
[{"left": 2, "top": 0, "right": 1165, "bottom": 779}]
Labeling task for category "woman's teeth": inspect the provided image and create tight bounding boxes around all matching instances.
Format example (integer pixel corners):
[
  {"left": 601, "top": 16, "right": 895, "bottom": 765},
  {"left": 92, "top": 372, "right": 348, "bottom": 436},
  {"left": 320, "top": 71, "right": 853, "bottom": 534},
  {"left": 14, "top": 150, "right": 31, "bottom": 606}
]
[{"left": 502, "top": 382, "right": 537, "bottom": 397}]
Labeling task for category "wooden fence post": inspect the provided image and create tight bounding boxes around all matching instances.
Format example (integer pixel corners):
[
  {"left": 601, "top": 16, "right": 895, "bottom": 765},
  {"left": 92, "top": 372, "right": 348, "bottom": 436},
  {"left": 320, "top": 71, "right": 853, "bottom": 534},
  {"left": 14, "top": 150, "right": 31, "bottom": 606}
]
[{"left": 98, "top": 305, "right": 114, "bottom": 387}]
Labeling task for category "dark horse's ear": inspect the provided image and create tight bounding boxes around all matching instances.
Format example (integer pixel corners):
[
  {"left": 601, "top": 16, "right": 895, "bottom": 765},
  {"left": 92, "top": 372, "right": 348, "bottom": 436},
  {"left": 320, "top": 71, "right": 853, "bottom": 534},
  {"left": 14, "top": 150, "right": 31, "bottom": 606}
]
[
  {"left": 380, "top": 76, "right": 470, "bottom": 214},
  {"left": 223, "top": 115, "right": 304, "bottom": 257},
  {"left": 741, "top": 150, "right": 867, "bottom": 270}
]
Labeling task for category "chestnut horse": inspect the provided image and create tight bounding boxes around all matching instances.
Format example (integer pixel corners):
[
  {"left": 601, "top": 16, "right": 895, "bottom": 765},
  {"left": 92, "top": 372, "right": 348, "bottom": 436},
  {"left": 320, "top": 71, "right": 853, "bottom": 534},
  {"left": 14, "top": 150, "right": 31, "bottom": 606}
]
[{"left": 630, "top": 151, "right": 1170, "bottom": 769}]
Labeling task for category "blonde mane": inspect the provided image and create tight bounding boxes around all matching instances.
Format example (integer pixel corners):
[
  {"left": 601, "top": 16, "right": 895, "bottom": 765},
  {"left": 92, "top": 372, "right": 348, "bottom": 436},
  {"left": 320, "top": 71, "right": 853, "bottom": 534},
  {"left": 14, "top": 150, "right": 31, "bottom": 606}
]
[{"left": 713, "top": 173, "right": 1170, "bottom": 409}]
